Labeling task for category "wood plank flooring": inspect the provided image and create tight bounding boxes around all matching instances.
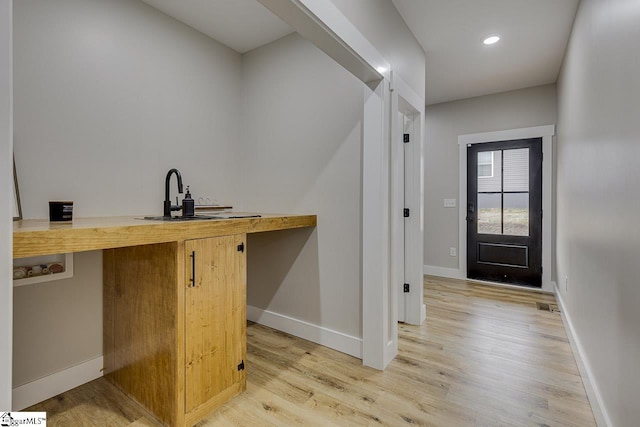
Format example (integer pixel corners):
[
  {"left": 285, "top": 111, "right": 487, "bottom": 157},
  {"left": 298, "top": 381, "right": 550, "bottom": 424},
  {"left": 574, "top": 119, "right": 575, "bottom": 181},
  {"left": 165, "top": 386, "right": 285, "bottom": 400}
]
[{"left": 27, "top": 275, "right": 596, "bottom": 426}]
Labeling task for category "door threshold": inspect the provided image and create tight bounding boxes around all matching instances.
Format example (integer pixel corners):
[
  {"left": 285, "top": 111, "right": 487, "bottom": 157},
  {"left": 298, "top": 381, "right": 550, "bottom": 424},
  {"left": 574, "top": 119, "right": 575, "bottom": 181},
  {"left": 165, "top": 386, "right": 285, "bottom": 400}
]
[{"left": 464, "top": 277, "right": 553, "bottom": 294}]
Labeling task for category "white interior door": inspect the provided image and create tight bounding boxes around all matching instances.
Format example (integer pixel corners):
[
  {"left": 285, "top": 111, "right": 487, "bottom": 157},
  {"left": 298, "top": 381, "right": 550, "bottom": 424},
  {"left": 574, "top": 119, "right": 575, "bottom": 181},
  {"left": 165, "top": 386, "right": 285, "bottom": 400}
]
[
  {"left": 394, "top": 111, "right": 407, "bottom": 323},
  {"left": 391, "top": 72, "right": 426, "bottom": 329},
  {"left": 394, "top": 109, "right": 417, "bottom": 324},
  {"left": 402, "top": 112, "right": 413, "bottom": 321}
]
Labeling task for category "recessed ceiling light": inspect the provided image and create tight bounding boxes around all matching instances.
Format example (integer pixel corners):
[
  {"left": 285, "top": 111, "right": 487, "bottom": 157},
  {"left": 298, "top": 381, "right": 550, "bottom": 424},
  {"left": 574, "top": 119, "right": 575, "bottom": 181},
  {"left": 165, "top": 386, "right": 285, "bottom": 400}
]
[{"left": 483, "top": 35, "right": 501, "bottom": 45}]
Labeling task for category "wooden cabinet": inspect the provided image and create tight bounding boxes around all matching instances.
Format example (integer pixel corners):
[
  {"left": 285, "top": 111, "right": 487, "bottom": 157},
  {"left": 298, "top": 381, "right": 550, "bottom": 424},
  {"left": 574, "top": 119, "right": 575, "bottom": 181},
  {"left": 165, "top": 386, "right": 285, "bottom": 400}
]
[
  {"left": 103, "top": 234, "right": 247, "bottom": 427},
  {"left": 184, "top": 235, "right": 246, "bottom": 421}
]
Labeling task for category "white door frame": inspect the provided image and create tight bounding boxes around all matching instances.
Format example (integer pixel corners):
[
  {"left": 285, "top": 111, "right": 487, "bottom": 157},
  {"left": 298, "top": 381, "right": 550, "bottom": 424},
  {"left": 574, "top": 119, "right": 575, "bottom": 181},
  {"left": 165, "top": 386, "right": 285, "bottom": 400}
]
[
  {"left": 361, "top": 77, "right": 393, "bottom": 369},
  {"left": 0, "top": 0, "right": 13, "bottom": 409},
  {"left": 458, "top": 125, "right": 555, "bottom": 292},
  {"left": 391, "top": 72, "right": 425, "bottom": 327}
]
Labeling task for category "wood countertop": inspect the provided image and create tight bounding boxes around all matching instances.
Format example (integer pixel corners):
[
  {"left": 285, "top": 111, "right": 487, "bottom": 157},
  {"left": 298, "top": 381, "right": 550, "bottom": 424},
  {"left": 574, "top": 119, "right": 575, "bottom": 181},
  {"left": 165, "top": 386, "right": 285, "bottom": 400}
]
[{"left": 13, "top": 213, "right": 317, "bottom": 258}]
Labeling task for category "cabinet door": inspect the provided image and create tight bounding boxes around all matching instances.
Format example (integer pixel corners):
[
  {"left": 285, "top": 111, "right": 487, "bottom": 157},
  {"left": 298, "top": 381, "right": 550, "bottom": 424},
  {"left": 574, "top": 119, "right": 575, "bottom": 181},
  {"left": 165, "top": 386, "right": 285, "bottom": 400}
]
[{"left": 185, "top": 234, "right": 246, "bottom": 413}]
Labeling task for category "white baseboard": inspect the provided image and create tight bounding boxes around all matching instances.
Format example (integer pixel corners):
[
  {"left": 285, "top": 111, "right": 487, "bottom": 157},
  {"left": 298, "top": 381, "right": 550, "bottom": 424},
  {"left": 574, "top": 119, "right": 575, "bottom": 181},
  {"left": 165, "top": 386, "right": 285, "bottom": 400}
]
[
  {"left": 13, "top": 356, "right": 103, "bottom": 411},
  {"left": 554, "top": 285, "right": 611, "bottom": 427},
  {"left": 423, "top": 265, "right": 464, "bottom": 279},
  {"left": 247, "top": 305, "right": 362, "bottom": 359}
]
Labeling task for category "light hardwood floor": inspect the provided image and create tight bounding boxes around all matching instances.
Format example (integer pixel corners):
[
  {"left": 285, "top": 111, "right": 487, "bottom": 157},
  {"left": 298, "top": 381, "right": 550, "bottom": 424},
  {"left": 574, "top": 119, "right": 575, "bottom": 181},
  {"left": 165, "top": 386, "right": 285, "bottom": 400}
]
[{"left": 28, "top": 276, "right": 596, "bottom": 426}]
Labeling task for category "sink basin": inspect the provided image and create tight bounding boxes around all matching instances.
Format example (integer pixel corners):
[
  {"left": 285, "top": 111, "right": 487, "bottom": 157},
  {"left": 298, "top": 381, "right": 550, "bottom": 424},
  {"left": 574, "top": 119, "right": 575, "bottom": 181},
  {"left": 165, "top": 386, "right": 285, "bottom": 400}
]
[{"left": 142, "top": 215, "right": 222, "bottom": 221}]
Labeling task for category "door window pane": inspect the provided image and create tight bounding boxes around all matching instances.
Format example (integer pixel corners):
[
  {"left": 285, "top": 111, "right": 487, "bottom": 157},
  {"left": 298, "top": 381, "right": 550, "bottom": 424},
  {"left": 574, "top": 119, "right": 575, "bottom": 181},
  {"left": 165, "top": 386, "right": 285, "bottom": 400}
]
[
  {"left": 504, "top": 193, "right": 529, "bottom": 236},
  {"left": 477, "top": 151, "right": 502, "bottom": 192},
  {"left": 477, "top": 151, "right": 493, "bottom": 177},
  {"left": 477, "top": 193, "right": 501, "bottom": 235},
  {"left": 503, "top": 148, "right": 529, "bottom": 192}
]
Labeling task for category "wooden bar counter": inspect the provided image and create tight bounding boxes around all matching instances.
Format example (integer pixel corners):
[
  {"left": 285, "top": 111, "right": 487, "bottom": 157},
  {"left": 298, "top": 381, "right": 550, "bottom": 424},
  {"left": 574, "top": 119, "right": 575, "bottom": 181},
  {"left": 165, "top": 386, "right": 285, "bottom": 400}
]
[
  {"left": 13, "top": 213, "right": 317, "bottom": 258},
  {"left": 13, "top": 213, "right": 317, "bottom": 427}
]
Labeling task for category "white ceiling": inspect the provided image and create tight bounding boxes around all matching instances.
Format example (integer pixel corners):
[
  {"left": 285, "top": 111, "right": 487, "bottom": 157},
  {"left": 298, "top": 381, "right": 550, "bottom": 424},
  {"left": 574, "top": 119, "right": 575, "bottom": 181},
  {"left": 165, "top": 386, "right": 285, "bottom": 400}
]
[
  {"left": 392, "top": 0, "right": 580, "bottom": 105},
  {"left": 140, "top": 0, "right": 293, "bottom": 53},
  {"left": 141, "top": 0, "right": 579, "bottom": 106}
]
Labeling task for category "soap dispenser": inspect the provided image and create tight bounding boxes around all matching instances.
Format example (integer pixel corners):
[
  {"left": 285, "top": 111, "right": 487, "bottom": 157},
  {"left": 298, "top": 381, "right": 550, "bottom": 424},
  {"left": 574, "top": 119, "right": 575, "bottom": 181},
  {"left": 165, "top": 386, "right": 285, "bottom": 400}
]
[{"left": 182, "top": 186, "right": 195, "bottom": 217}]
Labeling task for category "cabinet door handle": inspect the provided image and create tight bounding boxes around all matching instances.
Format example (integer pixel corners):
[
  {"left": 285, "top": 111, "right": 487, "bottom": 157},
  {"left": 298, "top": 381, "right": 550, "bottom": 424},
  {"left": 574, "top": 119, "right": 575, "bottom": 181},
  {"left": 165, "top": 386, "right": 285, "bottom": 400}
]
[{"left": 190, "top": 250, "right": 196, "bottom": 287}]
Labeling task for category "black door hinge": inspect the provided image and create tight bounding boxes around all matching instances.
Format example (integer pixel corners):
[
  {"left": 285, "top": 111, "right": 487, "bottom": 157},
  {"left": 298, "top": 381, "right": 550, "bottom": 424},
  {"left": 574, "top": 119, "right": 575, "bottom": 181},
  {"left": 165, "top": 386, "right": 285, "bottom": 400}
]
[
  {"left": 237, "top": 242, "right": 245, "bottom": 253},
  {"left": 237, "top": 360, "right": 245, "bottom": 371},
  {"left": 404, "top": 208, "right": 410, "bottom": 218},
  {"left": 403, "top": 283, "right": 410, "bottom": 293},
  {"left": 403, "top": 133, "right": 410, "bottom": 143}
]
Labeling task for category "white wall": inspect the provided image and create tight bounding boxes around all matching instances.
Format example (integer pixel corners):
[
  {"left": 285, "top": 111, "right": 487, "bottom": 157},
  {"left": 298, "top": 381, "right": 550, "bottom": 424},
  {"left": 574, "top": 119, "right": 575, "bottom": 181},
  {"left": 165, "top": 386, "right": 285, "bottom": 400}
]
[
  {"left": 556, "top": 1, "right": 640, "bottom": 425},
  {"left": 240, "top": 33, "right": 364, "bottom": 341},
  {"left": 424, "top": 85, "right": 557, "bottom": 270},
  {"left": 0, "top": 0, "right": 13, "bottom": 410},
  {"left": 330, "top": 0, "right": 425, "bottom": 97},
  {"left": 12, "top": 0, "right": 242, "bottom": 387}
]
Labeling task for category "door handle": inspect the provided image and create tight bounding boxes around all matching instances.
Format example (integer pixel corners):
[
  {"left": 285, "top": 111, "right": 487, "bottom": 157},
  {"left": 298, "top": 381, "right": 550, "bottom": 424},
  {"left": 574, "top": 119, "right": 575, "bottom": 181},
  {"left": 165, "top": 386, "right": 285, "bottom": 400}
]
[
  {"left": 190, "top": 250, "right": 195, "bottom": 287},
  {"left": 468, "top": 202, "right": 475, "bottom": 213}
]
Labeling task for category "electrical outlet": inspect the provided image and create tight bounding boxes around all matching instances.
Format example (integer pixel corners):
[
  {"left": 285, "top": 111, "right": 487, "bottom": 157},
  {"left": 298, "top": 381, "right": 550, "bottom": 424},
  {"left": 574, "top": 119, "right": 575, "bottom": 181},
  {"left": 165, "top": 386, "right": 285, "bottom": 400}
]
[
  {"left": 449, "top": 247, "right": 457, "bottom": 257},
  {"left": 444, "top": 199, "right": 457, "bottom": 208}
]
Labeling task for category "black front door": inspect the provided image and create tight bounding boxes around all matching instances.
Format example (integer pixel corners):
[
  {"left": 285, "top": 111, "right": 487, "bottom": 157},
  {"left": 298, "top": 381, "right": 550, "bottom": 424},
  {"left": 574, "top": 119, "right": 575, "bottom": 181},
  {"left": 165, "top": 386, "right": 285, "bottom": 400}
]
[{"left": 467, "top": 138, "right": 543, "bottom": 287}]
